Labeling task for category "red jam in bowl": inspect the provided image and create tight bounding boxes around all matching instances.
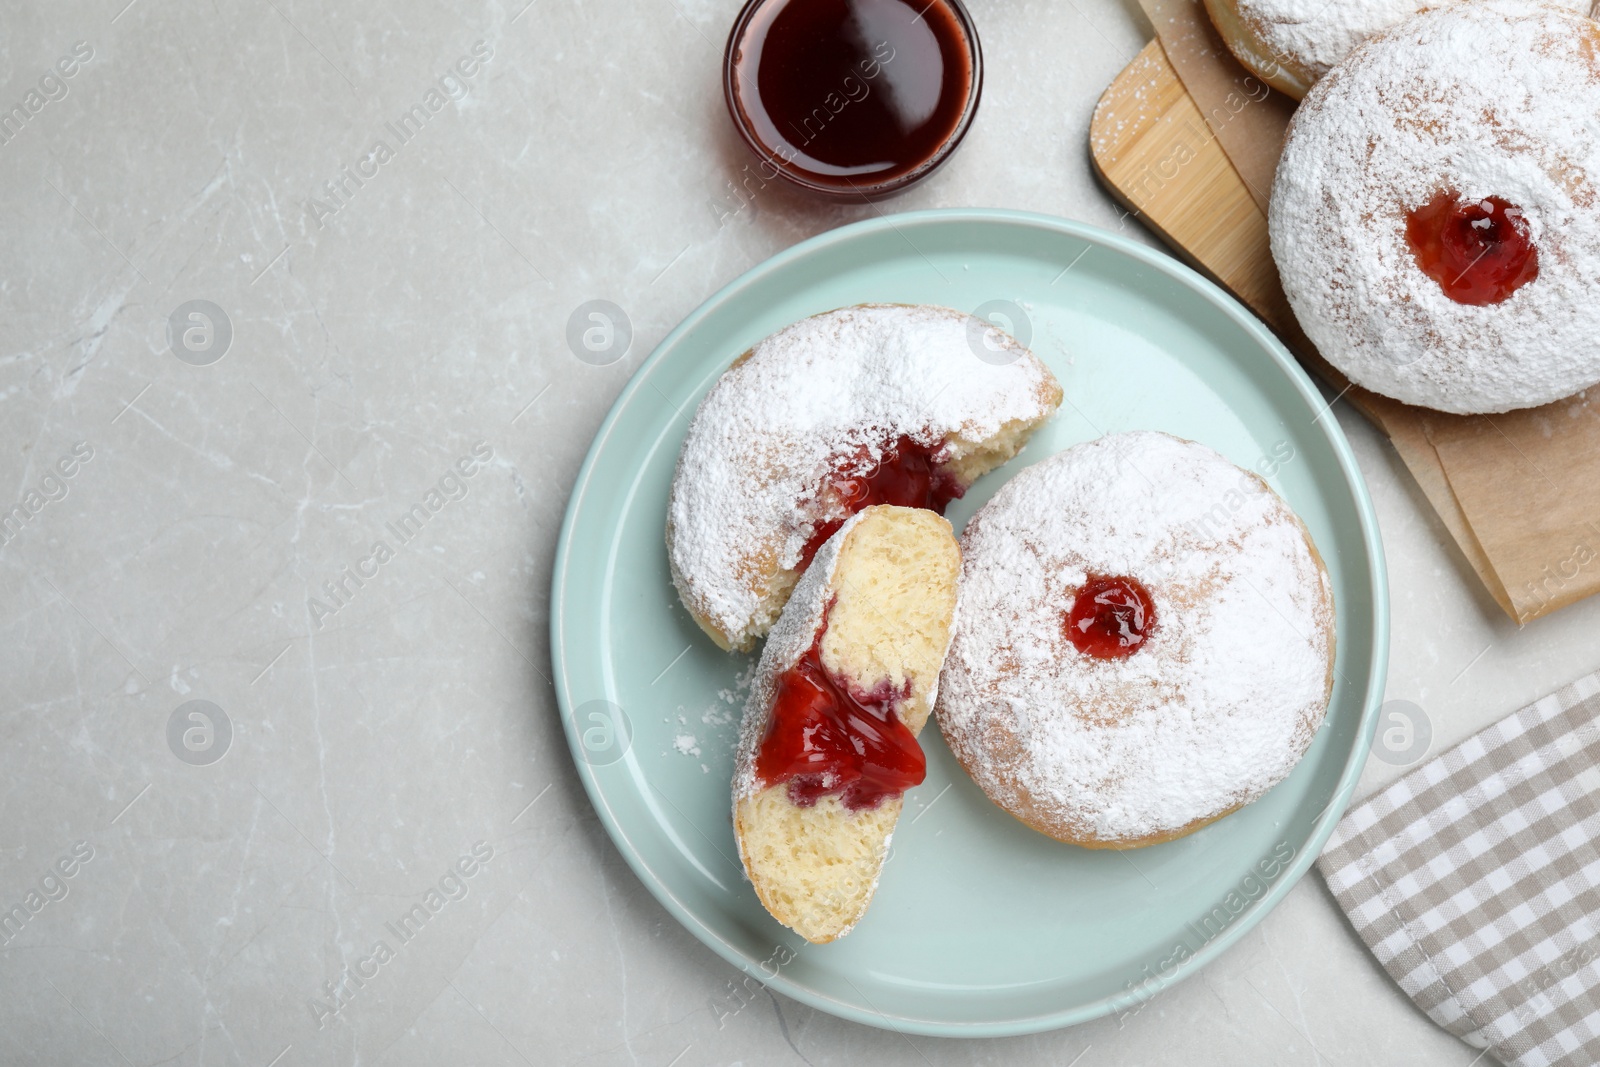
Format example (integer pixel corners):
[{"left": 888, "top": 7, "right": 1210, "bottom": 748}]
[
  {"left": 755, "top": 630, "right": 923, "bottom": 811},
  {"left": 723, "top": 0, "right": 982, "bottom": 197},
  {"left": 1065, "top": 574, "right": 1157, "bottom": 660},
  {"left": 1405, "top": 192, "right": 1539, "bottom": 306}
]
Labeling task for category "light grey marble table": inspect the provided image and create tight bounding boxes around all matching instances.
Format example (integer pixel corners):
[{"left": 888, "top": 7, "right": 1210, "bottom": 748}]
[{"left": 4, "top": 0, "right": 1598, "bottom": 1064}]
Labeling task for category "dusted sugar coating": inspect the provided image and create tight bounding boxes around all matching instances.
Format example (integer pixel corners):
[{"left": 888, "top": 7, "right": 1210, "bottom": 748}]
[
  {"left": 1269, "top": 0, "right": 1600, "bottom": 414},
  {"left": 667, "top": 304, "right": 1060, "bottom": 651},
  {"left": 1206, "top": 0, "right": 1591, "bottom": 98},
  {"left": 936, "top": 432, "right": 1336, "bottom": 848}
]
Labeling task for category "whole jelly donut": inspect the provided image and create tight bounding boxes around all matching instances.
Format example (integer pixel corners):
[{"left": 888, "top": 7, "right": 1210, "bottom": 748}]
[
  {"left": 1269, "top": 0, "right": 1600, "bottom": 414},
  {"left": 936, "top": 432, "right": 1335, "bottom": 849},
  {"left": 1204, "top": 0, "right": 1592, "bottom": 99},
  {"left": 667, "top": 304, "right": 1061, "bottom": 651}
]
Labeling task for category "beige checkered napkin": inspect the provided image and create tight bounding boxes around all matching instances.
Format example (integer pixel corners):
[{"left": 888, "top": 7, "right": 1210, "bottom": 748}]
[{"left": 1319, "top": 670, "right": 1600, "bottom": 1067}]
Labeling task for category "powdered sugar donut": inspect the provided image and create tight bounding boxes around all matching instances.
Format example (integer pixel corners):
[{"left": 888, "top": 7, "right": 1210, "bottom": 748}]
[
  {"left": 1270, "top": 0, "right": 1600, "bottom": 414},
  {"left": 1205, "top": 0, "right": 1592, "bottom": 99},
  {"left": 733, "top": 505, "right": 960, "bottom": 943},
  {"left": 936, "top": 432, "right": 1335, "bottom": 849},
  {"left": 667, "top": 304, "right": 1061, "bottom": 651}
]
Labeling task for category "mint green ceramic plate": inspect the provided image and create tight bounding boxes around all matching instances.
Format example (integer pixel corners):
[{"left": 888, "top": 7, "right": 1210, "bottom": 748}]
[{"left": 551, "top": 209, "right": 1388, "bottom": 1037}]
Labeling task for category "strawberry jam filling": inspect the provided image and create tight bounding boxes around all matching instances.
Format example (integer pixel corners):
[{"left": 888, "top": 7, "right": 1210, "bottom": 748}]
[
  {"left": 755, "top": 624, "right": 924, "bottom": 811},
  {"left": 1065, "top": 574, "right": 1157, "bottom": 659},
  {"left": 798, "top": 435, "right": 963, "bottom": 568},
  {"left": 1405, "top": 192, "right": 1539, "bottom": 306}
]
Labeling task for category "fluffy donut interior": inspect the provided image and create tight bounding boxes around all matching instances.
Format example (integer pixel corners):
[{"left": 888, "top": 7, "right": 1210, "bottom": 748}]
[
  {"left": 735, "top": 506, "right": 960, "bottom": 943},
  {"left": 937, "top": 412, "right": 1057, "bottom": 498}
]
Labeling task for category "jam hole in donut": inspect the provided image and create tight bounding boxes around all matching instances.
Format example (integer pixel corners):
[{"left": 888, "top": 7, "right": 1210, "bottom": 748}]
[
  {"left": 1066, "top": 574, "right": 1156, "bottom": 659},
  {"left": 798, "top": 435, "right": 964, "bottom": 567},
  {"left": 756, "top": 617, "right": 924, "bottom": 811},
  {"left": 1405, "top": 192, "right": 1539, "bottom": 306}
]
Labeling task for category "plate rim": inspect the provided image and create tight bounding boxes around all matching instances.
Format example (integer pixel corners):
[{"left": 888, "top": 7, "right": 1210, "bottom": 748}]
[{"left": 550, "top": 207, "right": 1391, "bottom": 1037}]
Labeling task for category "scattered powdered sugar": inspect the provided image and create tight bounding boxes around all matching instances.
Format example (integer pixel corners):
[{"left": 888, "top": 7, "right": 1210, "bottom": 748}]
[
  {"left": 1270, "top": 0, "right": 1600, "bottom": 414},
  {"left": 937, "top": 432, "right": 1334, "bottom": 845},
  {"left": 659, "top": 661, "right": 755, "bottom": 765},
  {"left": 703, "top": 662, "right": 754, "bottom": 730},
  {"left": 1233, "top": 0, "right": 1589, "bottom": 87},
  {"left": 667, "top": 304, "right": 1058, "bottom": 649},
  {"left": 714, "top": 660, "right": 758, "bottom": 714}
]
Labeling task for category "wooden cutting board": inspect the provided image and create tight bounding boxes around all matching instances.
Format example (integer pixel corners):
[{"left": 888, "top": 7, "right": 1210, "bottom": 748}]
[{"left": 1088, "top": 39, "right": 1516, "bottom": 618}]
